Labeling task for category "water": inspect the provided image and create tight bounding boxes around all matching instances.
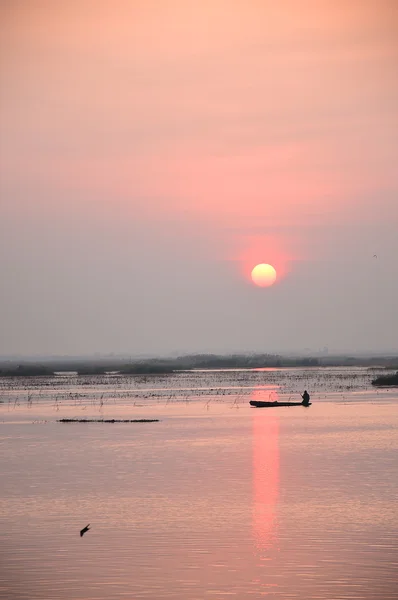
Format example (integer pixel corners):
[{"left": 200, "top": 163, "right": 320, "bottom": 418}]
[{"left": 1, "top": 368, "right": 397, "bottom": 599}]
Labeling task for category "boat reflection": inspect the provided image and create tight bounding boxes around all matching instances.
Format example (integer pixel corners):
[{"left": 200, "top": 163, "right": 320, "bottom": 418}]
[{"left": 252, "top": 391, "right": 280, "bottom": 551}]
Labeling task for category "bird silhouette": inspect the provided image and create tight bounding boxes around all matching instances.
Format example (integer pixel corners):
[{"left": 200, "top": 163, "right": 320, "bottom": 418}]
[
  {"left": 80, "top": 524, "right": 90, "bottom": 537},
  {"left": 373, "top": 254, "right": 378, "bottom": 258}
]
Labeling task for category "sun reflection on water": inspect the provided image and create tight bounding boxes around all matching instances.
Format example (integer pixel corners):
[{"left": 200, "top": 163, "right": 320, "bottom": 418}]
[{"left": 252, "top": 402, "right": 279, "bottom": 552}]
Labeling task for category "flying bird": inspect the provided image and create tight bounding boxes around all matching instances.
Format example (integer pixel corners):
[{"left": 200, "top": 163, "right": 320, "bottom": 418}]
[
  {"left": 80, "top": 524, "right": 90, "bottom": 537},
  {"left": 373, "top": 254, "right": 378, "bottom": 258}
]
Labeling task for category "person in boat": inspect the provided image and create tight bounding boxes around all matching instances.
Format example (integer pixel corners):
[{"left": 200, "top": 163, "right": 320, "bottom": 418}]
[{"left": 302, "top": 390, "right": 310, "bottom": 405}]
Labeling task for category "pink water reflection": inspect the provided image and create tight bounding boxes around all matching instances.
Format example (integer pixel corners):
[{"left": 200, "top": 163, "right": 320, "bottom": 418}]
[{"left": 252, "top": 401, "right": 279, "bottom": 551}]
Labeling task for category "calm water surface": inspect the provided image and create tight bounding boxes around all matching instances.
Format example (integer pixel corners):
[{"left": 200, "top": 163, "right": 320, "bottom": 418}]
[{"left": 1, "top": 369, "right": 397, "bottom": 599}]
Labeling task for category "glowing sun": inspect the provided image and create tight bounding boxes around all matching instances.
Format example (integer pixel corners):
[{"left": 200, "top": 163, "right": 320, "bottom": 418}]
[{"left": 251, "top": 264, "right": 277, "bottom": 287}]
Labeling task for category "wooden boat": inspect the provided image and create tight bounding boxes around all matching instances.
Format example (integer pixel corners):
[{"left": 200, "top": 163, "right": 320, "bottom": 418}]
[{"left": 250, "top": 400, "right": 311, "bottom": 408}]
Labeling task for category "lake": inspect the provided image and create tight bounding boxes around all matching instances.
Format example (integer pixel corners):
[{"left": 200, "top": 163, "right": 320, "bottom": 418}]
[{"left": 1, "top": 368, "right": 397, "bottom": 599}]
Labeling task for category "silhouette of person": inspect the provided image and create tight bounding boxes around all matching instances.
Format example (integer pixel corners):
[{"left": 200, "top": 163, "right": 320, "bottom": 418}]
[{"left": 302, "top": 390, "right": 310, "bottom": 405}]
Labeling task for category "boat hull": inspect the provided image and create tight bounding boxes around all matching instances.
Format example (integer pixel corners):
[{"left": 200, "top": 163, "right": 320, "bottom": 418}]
[{"left": 249, "top": 400, "right": 311, "bottom": 408}]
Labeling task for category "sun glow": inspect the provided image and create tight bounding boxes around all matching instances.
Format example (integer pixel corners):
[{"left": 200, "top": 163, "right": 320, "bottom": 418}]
[{"left": 251, "top": 264, "right": 277, "bottom": 287}]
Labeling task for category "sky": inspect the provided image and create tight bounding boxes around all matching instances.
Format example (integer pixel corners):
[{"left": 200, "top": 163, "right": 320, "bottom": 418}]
[{"left": 1, "top": 0, "right": 397, "bottom": 357}]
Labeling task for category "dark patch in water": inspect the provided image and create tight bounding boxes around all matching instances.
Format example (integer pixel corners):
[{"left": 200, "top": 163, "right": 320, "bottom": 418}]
[{"left": 57, "top": 418, "right": 160, "bottom": 423}]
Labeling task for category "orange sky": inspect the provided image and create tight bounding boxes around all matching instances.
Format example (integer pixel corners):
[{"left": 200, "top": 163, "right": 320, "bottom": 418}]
[{"left": 1, "top": 1, "right": 397, "bottom": 354}]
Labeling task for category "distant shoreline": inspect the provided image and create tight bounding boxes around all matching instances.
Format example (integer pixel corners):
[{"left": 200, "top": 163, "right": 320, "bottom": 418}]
[{"left": 1, "top": 353, "right": 398, "bottom": 377}]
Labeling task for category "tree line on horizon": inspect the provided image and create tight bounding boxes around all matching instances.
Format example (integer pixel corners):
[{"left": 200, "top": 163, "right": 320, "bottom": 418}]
[{"left": 1, "top": 353, "right": 398, "bottom": 378}]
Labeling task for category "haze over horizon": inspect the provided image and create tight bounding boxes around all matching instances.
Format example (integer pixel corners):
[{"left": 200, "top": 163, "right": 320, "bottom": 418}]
[{"left": 1, "top": 1, "right": 397, "bottom": 357}]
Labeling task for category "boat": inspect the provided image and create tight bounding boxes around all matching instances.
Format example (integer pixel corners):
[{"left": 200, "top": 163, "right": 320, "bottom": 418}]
[{"left": 250, "top": 400, "right": 311, "bottom": 408}]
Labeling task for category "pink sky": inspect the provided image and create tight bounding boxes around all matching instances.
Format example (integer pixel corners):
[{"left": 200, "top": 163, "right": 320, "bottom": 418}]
[{"left": 1, "top": 1, "right": 397, "bottom": 355}]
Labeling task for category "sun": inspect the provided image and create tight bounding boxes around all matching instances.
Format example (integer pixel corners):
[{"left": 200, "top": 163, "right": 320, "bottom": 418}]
[{"left": 251, "top": 264, "right": 277, "bottom": 287}]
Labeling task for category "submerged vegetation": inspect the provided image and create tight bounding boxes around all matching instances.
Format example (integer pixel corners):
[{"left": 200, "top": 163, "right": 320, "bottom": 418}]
[
  {"left": 58, "top": 418, "right": 159, "bottom": 423},
  {"left": 371, "top": 371, "right": 398, "bottom": 386},
  {"left": 0, "top": 366, "right": 395, "bottom": 412}
]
